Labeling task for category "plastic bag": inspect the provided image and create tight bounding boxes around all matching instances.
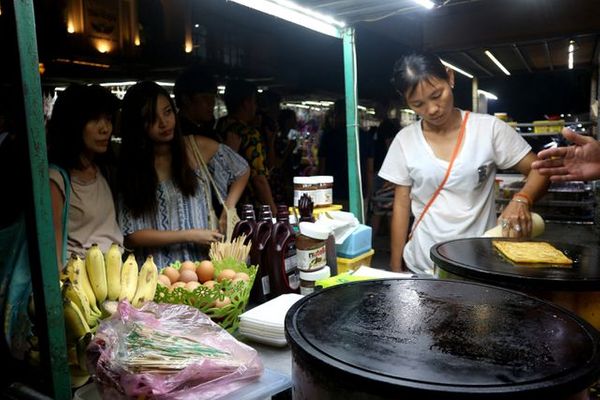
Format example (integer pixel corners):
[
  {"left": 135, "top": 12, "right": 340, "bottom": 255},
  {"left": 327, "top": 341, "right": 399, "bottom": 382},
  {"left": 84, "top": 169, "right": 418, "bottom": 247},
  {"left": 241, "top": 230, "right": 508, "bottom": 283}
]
[{"left": 87, "top": 301, "right": 263, "bottom": 399}]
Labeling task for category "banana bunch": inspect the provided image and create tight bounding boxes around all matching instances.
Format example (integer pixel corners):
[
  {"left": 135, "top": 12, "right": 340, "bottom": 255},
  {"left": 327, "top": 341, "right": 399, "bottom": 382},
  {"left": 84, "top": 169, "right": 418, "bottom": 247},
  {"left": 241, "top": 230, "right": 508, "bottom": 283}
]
[{"left": 59, "top": 244, "right": 159, "bottom": 387}]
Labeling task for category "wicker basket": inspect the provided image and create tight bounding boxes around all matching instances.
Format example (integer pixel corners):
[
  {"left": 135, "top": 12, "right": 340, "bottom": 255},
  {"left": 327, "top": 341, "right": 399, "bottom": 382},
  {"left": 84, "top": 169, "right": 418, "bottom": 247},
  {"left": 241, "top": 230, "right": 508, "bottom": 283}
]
[{"left": 153, "top": 259, "right": 257, "bottom": 333}]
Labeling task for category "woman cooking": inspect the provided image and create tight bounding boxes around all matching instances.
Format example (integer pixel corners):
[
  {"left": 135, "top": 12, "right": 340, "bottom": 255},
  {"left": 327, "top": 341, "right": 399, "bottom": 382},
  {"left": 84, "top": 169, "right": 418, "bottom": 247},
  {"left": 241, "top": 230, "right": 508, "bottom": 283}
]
[{"left": 379, "top": 53, "right": 549, "bottom": 274}]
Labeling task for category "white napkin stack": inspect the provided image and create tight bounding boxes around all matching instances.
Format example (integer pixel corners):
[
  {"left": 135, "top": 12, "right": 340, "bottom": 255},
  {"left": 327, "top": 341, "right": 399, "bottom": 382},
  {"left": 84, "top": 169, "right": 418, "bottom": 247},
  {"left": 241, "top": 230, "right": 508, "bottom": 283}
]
[{"left": 239, "top": 293, "right": 304, "bottom": 347}]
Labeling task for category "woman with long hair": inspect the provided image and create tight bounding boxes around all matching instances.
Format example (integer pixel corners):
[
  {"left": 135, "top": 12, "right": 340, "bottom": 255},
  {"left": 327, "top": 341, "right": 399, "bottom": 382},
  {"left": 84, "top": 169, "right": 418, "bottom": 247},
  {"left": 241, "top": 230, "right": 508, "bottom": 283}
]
[
  {"left": 47, "top": 84, "right": 123, "bottom": 266},
  {"left": 118, "top": 81, "right": 249, "bottom": 266}
]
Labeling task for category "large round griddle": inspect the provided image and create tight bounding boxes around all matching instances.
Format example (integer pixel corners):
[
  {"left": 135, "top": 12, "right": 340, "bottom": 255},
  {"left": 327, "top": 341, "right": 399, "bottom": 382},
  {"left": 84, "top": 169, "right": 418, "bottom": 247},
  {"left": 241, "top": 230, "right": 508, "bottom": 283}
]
[
  {"left": 431, "top": 238, "right": 600, "bottom": 291},
  {"left": 285, "top": 279, "right": 600, "bottom": 399}
]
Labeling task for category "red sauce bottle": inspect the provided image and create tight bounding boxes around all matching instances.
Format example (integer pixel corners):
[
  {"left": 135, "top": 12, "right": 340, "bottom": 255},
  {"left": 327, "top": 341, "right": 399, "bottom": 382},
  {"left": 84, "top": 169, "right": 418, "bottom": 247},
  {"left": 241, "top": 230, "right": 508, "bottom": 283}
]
[
  {"left": 268, "top": 204, "right": 300, "bottom": 295},
  {"left": 249, "top": 205, "right": 274, "bottom": 304},
  {"left": 232, "top": 204, "right": 256, "bottom": 246}
]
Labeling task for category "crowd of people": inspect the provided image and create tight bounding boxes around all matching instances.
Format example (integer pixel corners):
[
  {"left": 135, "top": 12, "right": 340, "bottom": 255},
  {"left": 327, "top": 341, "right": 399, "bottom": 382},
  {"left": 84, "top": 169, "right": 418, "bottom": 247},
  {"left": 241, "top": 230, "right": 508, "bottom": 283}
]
[{"left": 1, "top": 53, "right": 598, "bottom": 275}]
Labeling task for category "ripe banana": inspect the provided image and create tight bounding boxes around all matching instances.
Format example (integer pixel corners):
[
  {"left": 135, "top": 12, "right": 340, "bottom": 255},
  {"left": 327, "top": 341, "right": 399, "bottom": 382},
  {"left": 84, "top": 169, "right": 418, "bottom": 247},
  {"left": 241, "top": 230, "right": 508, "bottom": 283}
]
[
  {"left": 86, "top": 244, "right": 108, "bottom": 303},
  {"left": 131, "top": 255, "right": 158, "bottom": 308},
  {"left": 69, "top": 364, "right": 90, "bottom": 388},
  {"left": 105, "top": 243, "right": 122, "bottom": 301},
  {"left": 62, "top": 279, "right": 98, "bottom": 327},
  {"left": 119, "top": 253, "right": 139, "bottom": 302},
  {"left": 60, "top": 254, "right": 75, "bottom": 282},
  {"left": 71, "top": 254, "right": 102, "bottom": 316},
  {"left": 63, "top": 297, "right": 91, "bottom": 342},
  {"left": 75, "top": 332, "right": 93, "bottom": 374}
]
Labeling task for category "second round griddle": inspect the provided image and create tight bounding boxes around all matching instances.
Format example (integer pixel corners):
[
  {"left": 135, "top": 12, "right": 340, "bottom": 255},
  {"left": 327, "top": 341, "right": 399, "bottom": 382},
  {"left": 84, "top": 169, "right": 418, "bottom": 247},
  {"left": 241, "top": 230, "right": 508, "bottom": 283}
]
[{"left": 431, "top": 238, "right": 600, "bottom": 291}]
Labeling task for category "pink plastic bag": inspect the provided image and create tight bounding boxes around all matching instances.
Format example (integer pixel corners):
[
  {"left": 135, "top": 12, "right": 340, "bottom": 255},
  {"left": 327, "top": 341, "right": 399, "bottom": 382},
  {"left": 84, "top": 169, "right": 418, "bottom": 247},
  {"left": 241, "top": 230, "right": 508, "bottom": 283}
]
[{"left": 87, "top": 301, "right": 263, "bottom": 399}]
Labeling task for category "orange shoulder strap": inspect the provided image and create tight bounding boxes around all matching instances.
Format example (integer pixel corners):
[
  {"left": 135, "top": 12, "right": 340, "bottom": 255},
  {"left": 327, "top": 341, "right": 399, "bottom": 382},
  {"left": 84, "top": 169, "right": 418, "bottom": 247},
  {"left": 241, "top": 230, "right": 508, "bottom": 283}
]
[{"left": 409, "top": 111, "right": 470, "bottom": 240}]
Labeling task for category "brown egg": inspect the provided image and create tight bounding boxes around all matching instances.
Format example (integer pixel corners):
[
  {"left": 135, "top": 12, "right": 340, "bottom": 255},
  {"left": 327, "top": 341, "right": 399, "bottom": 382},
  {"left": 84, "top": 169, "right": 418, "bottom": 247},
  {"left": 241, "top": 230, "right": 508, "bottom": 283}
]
[
  {"left": 214, "top": 296, "right": 231, "bottom": 308},
  {"left": 203, "top": 280, "right": 217, "bottom": 289},
  {"left": 180, "top": 260, "right": 197, "bottom": 272},
  {"left": 196, "top": 260, "right": 215, "bottom": 283},
  {"left": 185, "top": 281, "right": 201, "bottom": 291},
  {"left": 217, "top": 269, "right": 236, "bottom": 282},
  {"left": 234, "top": 272, "right": 250, "bottom": 282},
  {"left": 162, "top": 267, "right": 180, "bottom": 284},
  {"left": 158, "top": 275, "right": 172, "bottom": 287},
  {"left": 179, "top": 269, "right": 198, "bottom": 283},
  {"left": 170, "top": 282, "right": 186, "bottom": 291}
]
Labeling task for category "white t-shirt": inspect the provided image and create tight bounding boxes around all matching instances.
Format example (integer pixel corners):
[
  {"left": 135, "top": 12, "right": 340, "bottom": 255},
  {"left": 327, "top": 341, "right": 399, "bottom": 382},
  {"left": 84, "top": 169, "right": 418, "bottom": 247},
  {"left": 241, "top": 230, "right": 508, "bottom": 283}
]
[{"left": 378, "top": 111, "right": 531, "bottom": 274}]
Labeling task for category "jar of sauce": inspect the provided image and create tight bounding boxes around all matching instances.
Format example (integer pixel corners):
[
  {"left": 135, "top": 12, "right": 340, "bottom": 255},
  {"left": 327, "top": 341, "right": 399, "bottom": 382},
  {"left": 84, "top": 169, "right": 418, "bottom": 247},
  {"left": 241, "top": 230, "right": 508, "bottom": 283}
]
[
  {"left": 296, "top": 222, "right": 330, "bottom": 272},
  {"left": 300, "top": 266, "right": 331, "bottom": 295}
]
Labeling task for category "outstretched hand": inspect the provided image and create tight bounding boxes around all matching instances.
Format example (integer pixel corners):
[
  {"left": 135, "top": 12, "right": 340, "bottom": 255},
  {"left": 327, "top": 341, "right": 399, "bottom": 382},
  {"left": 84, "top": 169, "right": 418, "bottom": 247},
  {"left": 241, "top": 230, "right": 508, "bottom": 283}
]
[{"left": 532, "top": 128, "right": 600, "bottom": 182}]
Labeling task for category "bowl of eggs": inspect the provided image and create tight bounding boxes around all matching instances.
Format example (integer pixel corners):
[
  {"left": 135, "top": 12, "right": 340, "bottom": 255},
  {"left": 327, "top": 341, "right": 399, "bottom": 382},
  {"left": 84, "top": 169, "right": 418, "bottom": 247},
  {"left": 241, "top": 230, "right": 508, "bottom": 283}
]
[{"left": 153, "top": 258, "right": 257, "bottom": 333}]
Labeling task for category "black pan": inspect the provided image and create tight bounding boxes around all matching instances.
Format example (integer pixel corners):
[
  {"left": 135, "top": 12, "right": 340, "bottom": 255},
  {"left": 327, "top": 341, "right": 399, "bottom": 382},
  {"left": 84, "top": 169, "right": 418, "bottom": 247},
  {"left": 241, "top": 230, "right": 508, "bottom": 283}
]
[{"left": 431, "top": 238, "right": 600, "bottom": 291}]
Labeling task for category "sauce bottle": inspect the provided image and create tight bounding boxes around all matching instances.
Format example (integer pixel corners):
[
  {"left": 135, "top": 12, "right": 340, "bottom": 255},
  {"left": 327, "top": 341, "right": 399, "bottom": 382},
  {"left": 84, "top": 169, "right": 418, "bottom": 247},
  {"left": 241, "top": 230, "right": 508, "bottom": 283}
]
[
  {"left": 249, "top": 205, "right": 274, "bottom": 304},
  {"left": 268, "top": 204, "right": 300, "bottom": 295},
  {"left": 232, "top": 204, "right": 256, "bottom": 246}
]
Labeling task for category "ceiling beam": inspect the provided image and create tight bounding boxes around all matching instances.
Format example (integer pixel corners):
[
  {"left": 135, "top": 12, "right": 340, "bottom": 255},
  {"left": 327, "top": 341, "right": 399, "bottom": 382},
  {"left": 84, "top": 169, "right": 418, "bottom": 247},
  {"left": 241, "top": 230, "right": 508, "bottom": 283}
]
[
  {"left": 543, "top": 41, "right": 554, "bottom": 71},
  {"left": 461, "top": 51, "right": 494, "bottom": 76},
  {"left": 512, "top": 43, "right": 532, "bottom": 73}
]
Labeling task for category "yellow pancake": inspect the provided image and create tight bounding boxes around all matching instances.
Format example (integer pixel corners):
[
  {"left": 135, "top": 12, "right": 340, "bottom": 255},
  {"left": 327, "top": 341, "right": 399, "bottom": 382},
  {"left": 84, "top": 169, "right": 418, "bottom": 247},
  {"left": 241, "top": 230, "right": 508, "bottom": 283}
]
[{"left": 492, "top": 240, "right": 573, "bottom": 265}]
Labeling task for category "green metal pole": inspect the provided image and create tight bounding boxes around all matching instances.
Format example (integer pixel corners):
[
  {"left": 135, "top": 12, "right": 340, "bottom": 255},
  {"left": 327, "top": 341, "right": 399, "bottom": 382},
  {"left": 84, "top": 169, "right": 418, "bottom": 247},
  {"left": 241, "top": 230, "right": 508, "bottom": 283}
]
[
  {"left": 342, "top": 27, "right": 364, "bottom": 222},
  {"left": 13, "top": 1, "right": 71, "bottom": 398}
]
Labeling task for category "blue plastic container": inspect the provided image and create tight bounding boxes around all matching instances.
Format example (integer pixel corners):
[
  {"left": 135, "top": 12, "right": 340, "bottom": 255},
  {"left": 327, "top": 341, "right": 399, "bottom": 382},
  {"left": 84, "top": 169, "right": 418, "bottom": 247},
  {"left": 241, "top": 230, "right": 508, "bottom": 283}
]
[{"left": 336, "top": 224, "right": 372, "bottom": 259}]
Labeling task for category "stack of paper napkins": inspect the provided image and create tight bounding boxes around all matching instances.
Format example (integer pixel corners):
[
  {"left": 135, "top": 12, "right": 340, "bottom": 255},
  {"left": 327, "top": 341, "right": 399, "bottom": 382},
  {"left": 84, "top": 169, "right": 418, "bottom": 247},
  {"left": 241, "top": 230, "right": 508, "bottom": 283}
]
[{"left": 239, "top": 293, "right": 304, "bottom": 347}]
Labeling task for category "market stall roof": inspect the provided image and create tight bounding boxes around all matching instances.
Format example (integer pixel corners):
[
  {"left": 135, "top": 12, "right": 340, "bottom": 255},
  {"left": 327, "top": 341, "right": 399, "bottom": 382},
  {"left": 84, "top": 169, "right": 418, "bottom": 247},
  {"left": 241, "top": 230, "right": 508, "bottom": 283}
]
[{"left": 255, "top": 0, "right": 600, "bottom": 77}]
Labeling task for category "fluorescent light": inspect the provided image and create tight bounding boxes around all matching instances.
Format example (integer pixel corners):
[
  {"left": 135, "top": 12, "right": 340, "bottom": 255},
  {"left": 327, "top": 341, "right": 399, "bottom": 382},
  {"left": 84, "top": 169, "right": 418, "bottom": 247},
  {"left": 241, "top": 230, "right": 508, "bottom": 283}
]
[
  {"left": 410, "top": 0, "right": 435, "bottom": 9},
  {"left": 229, "top": 0, "right": 344, "bottom": 38},
  {"left": 485, "top": 50, "right": 511, "bottom": 76},
  {"left": 478, "top": 89, "right": 498, "bottom": 100},
  {"left": 440, "top": 59, "right": 474, "bottom": 79},
  {"left": 156, "top": 81, "right": 175, "bottom": 87},
  {"left": 568, "top": 40, "right": 575, "bottom": 70},
  {"left": 99, "top": 81, "right": 138, "bottom": 87}
]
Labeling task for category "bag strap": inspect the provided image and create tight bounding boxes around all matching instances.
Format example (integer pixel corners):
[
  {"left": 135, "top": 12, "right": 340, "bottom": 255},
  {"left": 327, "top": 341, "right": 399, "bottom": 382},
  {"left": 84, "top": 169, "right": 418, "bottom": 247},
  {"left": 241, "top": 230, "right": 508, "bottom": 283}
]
[
  {"left": 409, "top": 111, "right": 470, "bottom": 240},
  {"left": 186, "top": 136, "right": 227, "bottom": 207},
  {"left": 49, "top": 164, "right": 71, "bottom": 264}
]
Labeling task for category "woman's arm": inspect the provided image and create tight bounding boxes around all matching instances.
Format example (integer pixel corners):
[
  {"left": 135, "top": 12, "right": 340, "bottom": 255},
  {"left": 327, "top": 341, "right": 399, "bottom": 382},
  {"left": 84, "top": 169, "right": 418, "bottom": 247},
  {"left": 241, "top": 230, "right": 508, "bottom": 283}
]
[
  {"left": 50, "top": 181, "right": 65, "bottom": 270},
  {"left": 124, "top": 228, "right": 222, "bottom": 249},
  {"left": 498, "top": 152, "right": 549, "bottom": 238},
  {"left": 219, "top": 169, "right": 250, "bottom": 233},
  {"left": 390, "top": 185, "right": 411, "bottom": 272}
]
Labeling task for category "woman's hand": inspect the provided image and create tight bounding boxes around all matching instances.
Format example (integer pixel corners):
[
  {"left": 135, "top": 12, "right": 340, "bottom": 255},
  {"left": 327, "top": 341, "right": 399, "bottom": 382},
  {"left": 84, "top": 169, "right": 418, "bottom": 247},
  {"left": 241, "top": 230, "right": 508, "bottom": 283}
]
[
  {"left": 187, "top": 229, "right": 223, "bottom": 246},
  {"left": 218, "top": 209, "right": 228, "bottom": 234},
  {"left": 498, "top": 201, "right": 532, "bottom": 238}
]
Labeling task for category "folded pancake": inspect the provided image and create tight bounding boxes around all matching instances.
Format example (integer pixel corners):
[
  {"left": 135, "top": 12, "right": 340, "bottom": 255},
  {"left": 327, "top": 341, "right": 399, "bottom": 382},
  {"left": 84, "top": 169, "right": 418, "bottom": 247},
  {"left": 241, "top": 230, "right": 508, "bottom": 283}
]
[{"left": 492, "top": 240, "right": 573, "bottom": 265}]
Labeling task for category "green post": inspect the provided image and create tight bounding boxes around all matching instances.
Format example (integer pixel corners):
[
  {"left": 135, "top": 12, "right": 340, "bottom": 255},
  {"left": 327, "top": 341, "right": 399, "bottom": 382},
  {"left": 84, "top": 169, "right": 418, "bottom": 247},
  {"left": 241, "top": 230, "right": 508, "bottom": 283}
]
[
  {"left": 13, "top": 1, "right": 71, "bottom": 398},
  {"left": 342, "top": 27, "right": 364, "bottom": 222}
]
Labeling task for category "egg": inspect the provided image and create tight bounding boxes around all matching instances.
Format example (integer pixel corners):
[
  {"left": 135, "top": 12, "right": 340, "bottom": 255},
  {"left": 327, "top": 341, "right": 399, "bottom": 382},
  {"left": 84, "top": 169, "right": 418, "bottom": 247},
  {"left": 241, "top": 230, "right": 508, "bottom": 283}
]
[
  {"left": 214, "top": 296, "right": 231, "bottom": 308},
  {"left": 203, "top": 280, "right": 217, "bottom": 289},
  {"left": 158, "top": 275, "right": 172, "bottom": 287},
  {"left": 181, "top": 260, "right": 197, "bottom": 272},
  {"left": 196, "top": 260, "right": 215, "bottom": 283},
  {"left": 234, "top": 272, "right": 249, "bottom": 282},
  {"left": 185, "top": 281, "right": 201, "bottom": 291},
  {"left": 217, "top": 269, "right": 236, "bottom": 282},
  {"left": 170, "top": 282, "right": 186, "bottom": 291},
  {"left": 179, "top": 269, "right": 199, "bottom": 283},
  {"left": 162, "top": 267, "right": 180, "bottom": 284}
]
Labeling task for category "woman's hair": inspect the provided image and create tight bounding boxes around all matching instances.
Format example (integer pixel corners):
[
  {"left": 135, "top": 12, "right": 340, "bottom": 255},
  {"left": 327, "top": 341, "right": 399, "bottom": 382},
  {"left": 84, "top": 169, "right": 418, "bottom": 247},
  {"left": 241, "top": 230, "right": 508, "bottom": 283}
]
[
  {"left": 47, "top": 84, "right": 119, "bottom": 171},
  {"left": 118, "top": 81, "right": 197, "bottom": 217},
  {"left": 391, "top": 53, "right": 449, "bottom": 97}
]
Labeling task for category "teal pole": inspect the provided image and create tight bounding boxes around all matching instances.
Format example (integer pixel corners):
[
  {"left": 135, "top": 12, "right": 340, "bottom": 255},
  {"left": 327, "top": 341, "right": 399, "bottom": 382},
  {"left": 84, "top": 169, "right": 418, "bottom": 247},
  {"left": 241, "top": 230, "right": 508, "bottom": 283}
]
[
  {"left": 342, "top": 27, "right": 364, "bottom": 222},
  {"left": 13, "top": 1, "right": 71, "bottom": 397}
]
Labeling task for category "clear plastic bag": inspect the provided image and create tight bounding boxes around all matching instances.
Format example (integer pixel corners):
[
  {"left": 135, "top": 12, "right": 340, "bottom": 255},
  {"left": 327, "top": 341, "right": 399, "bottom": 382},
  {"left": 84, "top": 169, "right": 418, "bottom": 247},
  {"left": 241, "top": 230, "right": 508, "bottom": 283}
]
[{"left": 87, "top": 301, "right": 263, "bottom": 399}]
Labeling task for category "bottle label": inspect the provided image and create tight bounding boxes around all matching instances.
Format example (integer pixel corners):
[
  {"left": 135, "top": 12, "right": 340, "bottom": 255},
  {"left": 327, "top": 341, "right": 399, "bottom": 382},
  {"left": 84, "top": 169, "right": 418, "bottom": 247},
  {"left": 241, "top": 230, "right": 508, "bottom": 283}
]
[
  {"left": 294, "top": 189, "right": 317, "bottom": 207},
  {"left": 300, "top": 285, "right": 314, "bottom": 295},
  {"left": 297, "top": 244, "right": 326, "bottom": 271},
  {"left": 261, "top": 275, "right": 271, "bottom": 295}
]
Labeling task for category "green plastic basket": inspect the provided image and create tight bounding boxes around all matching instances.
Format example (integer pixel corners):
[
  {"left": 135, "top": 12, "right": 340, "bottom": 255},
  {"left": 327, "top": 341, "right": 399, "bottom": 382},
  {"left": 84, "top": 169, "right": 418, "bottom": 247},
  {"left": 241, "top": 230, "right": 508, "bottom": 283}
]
[{"left": 153, "top": 258, "right": 257, "bottom": 333}]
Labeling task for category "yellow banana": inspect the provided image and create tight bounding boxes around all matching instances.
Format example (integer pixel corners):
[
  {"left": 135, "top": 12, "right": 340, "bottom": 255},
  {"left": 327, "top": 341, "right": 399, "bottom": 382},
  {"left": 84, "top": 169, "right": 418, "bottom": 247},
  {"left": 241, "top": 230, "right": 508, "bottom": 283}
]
[
  {"left": 71, "top": 254, "right": 102, "bottom": 316},
  {"left": 69, "top": 364, "right": 90, "bottom": 388},
  {"left": 118, "top": 253, "right": 139, "bottom": 302},
  {"left": 132, "top": 255, "right": 158, "bottom": 308},
  {"left": 105, "top": 243, "right": 122, "bottom": 301},
  {"left": 60, "top": 254, "right": 75, "bottom": 282},
  {"left": 75, "top": 332, "right": 93, "bottom": 374},
  {"left": 62, "top": 279, "right": 98, "bottom": 328},
  {"left": 63, "top": 297, "right": 91, "bottom": 342},
  {"left": 86, "top": 244, "right": 108, "bottom": 303}
]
